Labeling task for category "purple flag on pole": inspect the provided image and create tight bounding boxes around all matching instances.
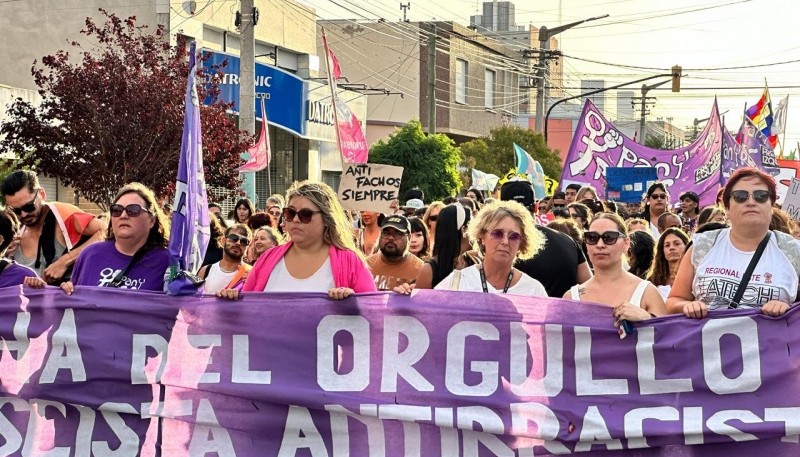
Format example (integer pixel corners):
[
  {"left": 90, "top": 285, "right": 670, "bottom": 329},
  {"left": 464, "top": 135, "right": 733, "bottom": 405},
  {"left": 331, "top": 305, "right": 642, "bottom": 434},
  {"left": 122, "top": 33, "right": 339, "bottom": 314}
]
[
  {"left": 560, "top": 99, "right": 722, "bottom": 207},
  {"left": 167, "top": 41, "right": 210, "bottom": 294}
]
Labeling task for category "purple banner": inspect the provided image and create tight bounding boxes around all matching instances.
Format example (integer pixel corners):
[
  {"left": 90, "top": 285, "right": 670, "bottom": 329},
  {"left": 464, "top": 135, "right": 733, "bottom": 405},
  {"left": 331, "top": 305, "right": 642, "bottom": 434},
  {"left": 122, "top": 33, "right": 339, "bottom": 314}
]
[
  {"left": 2, "top": 286, "right": 800, "bottom": 456},
  {"left": 561, "top": 100, "right": 723, "bottom": 207},
  {"left": 721, "top": 118, "right": 780, "bottom": 185}
]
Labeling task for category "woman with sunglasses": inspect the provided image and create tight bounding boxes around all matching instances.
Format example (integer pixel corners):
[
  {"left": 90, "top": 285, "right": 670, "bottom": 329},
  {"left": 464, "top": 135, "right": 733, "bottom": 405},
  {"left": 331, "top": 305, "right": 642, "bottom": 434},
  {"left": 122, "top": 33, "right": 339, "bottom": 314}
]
[
  {"left": 218, "top": 181, "right": 375, "bottom": 300},
  {"left": 565, "top": 212, "right": 666, "bottom": 324},
  {"left": 0, "top": 210, "right": 37, "bottom": 287},
  {"left": 422, "top": 201, "right": 445, "bottom": 247},
  {"left": 28, "top": 183, "right": 171, "bottom": 292},
  {"left": 642, "top": 183, "right": 670, "bottom": 239},
  {"left": 431, "top": 201, "right": 545, "bottom": 294},
  {"left": 667, "top": 168, "right": 800, "bottom": 318}
]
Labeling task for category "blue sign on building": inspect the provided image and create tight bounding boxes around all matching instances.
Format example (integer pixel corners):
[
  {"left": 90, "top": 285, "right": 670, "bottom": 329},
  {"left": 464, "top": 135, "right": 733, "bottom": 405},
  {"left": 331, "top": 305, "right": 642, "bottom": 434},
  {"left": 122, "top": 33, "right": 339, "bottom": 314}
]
[{"left": 202, "top": 50, "right": 306, "bottom": 137}]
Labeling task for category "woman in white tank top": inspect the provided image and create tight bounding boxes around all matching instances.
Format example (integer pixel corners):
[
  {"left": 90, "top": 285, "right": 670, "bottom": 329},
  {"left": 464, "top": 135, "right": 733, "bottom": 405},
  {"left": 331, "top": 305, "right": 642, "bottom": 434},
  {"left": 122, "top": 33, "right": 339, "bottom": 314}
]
[{"left": 564, "top": 213, "right": 667, "bottom": 326}]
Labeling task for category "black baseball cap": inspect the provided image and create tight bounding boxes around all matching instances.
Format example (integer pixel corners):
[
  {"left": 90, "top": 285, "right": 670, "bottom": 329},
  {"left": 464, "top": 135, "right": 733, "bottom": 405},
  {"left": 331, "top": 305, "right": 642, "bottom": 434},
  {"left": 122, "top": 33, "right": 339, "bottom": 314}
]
[
  {"left": 381, "top": 214, "right": 411, "bottom": 233},
  {"left": 500, "top": 180, "right": 534, "bottom": 208}
]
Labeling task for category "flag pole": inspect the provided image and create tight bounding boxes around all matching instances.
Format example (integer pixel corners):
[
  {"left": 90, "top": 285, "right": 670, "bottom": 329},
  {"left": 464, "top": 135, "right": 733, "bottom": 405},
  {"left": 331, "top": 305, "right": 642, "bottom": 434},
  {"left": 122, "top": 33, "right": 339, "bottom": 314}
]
[
  {"left": 261, "top": 97, "right": 272, "bottom": 197},
  {"left": 321, "top": 27, "right": 346, "bottom": 169},
  {"left": 782, "top": 95, "right": 789, "bottom": 158}
]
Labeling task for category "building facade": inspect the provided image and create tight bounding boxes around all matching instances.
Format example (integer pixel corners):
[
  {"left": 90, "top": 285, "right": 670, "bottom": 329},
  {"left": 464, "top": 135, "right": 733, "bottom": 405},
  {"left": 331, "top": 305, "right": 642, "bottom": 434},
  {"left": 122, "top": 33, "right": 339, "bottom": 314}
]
[{"left": 318, "top": 20, "right": 524, "bottom": 145}]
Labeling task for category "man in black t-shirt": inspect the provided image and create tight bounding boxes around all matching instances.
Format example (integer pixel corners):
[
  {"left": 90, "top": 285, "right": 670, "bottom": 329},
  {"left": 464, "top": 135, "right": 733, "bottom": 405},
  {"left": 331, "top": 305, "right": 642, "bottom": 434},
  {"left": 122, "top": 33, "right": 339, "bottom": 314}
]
[{"left": 500, "top": 180, "right": 592, "bottom": 297}]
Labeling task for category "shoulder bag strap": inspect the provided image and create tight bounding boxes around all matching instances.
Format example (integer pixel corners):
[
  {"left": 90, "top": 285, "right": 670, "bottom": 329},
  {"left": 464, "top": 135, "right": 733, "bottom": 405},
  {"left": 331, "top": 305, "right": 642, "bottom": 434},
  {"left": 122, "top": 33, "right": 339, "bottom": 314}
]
[
  {"left": 108, "top": 247, "right": 151, "bottom": 288},
  {"left": 0, "top": 259, "right": 10, "bottom": 276},
  {"left": 731, "top": 232, "right": 771, "bottom": 305}
]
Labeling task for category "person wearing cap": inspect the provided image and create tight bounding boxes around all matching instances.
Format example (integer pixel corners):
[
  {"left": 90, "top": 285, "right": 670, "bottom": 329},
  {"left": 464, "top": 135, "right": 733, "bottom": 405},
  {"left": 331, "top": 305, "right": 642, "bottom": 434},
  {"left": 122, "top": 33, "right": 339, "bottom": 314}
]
[
  {"left": 367, "top": 215, "right": 424, "bottom": 290},
  {"left": 679, "top": 191, "right": 701, "bottom": 234},
  {"left": 403, "top": 198, "right": 425, "bottom": 217}
]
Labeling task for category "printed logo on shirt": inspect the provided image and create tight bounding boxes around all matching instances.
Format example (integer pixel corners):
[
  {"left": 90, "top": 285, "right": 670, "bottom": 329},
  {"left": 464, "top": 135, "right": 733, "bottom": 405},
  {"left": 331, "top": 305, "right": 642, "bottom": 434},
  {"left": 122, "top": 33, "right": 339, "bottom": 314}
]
[
  {"left": 697, "top": 276, "right": 781, "bottom": 307},
  {"left": 98, "top": 267, "right": 147, "bottom": 289},
  {"left": 765, "top": 272, "right": 773, "bottom": 284}
]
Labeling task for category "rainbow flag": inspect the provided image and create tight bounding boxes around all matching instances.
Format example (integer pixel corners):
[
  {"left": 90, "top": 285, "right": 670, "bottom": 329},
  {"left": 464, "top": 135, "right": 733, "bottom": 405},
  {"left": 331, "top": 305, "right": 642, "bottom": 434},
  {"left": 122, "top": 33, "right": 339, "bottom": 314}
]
[{"left": 744, "top": 84, "right": 777, "bottom": 148}]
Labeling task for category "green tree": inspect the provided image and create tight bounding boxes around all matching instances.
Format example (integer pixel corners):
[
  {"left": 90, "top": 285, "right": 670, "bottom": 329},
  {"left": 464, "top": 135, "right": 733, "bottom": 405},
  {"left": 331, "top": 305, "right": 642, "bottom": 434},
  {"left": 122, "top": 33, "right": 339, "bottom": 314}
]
[
  {"left": 644, "top": 135, "right": 666, "bottom": 149},
  {"left": 460, "top": 126, "right": 562, "bottom": 182},
  {"left": 369, "top": 120, "right": 462, "bottom": 201}
]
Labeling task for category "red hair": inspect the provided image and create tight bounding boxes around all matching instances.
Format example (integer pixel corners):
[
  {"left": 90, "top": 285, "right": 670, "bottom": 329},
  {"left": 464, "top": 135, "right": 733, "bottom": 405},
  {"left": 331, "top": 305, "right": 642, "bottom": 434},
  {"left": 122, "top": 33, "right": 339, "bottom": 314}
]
[{"left": 721, "top": 168, "right": 776, "bottom": 209}]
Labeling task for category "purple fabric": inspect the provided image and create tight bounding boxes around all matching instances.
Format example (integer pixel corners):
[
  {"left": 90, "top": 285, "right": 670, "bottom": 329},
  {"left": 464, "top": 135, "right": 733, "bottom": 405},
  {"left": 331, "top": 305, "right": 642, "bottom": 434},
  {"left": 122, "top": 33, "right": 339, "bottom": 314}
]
[
  {"left": 722, "top": 118, "right": 779, "bottom": 185},
  {"left": 0, "top": 262, "right": 36, "bottom": 288},
  {"left": 2, "top": 287, "right": 800, "bottom": 456},
  {"left": 561, "top": 100, "right": 723, "bottom": 207},
  {"left": 168, "top": 41, "right": 210, "bottom": 294},
  {"left": 72, "top": 240, "right": 170, "bottom": 290}
]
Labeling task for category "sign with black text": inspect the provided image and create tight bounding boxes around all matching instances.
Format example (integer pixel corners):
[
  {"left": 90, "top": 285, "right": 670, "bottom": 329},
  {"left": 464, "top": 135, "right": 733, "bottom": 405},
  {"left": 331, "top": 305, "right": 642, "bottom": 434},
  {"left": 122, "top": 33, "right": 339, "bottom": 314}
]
[{"left": 338, "top": 163, "right": 404, "bottom": 213}]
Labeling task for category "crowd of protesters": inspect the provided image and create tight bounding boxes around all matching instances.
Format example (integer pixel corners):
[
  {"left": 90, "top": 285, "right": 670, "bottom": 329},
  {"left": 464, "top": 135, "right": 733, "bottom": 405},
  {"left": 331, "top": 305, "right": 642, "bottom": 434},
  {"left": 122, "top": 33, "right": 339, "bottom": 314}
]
[{"left": 7, "top": 166, "right": 800, "bottom": 325}]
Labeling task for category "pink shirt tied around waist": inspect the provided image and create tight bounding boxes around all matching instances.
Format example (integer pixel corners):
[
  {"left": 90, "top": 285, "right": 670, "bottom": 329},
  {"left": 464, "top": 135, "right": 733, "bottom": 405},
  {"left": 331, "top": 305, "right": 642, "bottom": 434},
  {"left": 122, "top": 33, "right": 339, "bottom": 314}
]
[{"left": 242, "top": 241, "right": 377, "bottom": 293}]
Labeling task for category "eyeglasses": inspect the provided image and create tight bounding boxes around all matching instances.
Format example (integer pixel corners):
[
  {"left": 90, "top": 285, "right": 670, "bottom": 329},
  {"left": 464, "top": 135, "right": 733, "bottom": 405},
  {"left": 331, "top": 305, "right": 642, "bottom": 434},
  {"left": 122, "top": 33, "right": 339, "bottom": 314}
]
[
  {"left": 650, "top": 193, "right": 668, "bottom": 200},
  {"left": 381, "top": 229, "right": 407, "bottom": 240},
  {"left": 731, "top": 189, "right": 770, "bottom": 204},
  {"left": 226, "top": 233, "right": 251, "bottom": 246},
  {"left": 8, "top": 190, "right": 39, "bottom": 216},
  {"left": 489, "top": 229, "right": 522, "bottom": 244},
  {"left": 282, "top": 207, "right": 322, "bottom": 224},
  {"left": 110, "top": 203, "right": 151, "bottom": 218},
  {"left": 584, "top": 231, "right": 627, "bottom": 245},
  {"left": 268, "top": 208, "right": 282, "bottom": 217}
]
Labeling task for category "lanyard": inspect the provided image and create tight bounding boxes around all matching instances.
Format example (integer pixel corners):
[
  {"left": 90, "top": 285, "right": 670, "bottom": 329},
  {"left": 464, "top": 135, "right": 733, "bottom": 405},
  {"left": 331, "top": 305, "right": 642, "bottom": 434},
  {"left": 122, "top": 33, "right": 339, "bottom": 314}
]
[{"left": 479, "top": 265, "right": 514, "bottom": 294}]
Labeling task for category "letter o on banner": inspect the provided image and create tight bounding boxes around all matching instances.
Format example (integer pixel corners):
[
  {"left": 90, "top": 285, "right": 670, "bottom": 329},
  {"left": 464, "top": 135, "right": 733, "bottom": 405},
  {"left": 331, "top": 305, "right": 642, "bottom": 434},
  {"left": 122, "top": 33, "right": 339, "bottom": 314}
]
[
  {"left": 701, "top": 317, "right": 762, "bottom": 394},
  {"left": 317, "top": 316, "right": 370, "bottom": 392}
]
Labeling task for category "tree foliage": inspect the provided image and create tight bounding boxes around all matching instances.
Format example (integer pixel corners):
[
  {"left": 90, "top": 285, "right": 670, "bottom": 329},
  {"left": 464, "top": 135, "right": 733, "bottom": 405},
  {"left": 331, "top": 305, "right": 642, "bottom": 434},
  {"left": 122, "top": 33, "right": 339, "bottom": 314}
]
[
  {"left": 644, "top": 134, "right": 666, "bottom": 150},
  {"left": 369, "top": 120, "right": 462, "bottom": 201},
  {"left": 460, "top": 126, "right": 562, "bottom": 182},
  {"left": 0, "top": 10, "right": 252, "bottom": 208}
]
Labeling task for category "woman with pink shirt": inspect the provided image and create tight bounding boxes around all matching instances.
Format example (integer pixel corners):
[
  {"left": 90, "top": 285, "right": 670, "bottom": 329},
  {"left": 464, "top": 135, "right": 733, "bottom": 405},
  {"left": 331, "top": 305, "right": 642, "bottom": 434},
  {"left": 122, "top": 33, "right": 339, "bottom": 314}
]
[{"left": 217, "top": 181, "right": 375, "bottom": 300}]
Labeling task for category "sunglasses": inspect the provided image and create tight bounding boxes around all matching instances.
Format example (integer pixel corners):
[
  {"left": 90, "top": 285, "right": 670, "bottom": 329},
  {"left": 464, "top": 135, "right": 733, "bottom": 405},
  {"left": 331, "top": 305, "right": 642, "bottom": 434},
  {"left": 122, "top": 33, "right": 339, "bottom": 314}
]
[
  {"left": 584, "top": 231, "right": 627, "bottom": 245},
  {"left": 489, "top": 229, "right": 522, "bottom": 244},
  {"left": 650, "top": 193, "right": 668, "bottom": 200},
  {"left": 552, "top": 204, "right": 565, "bottom": 209},
  {"left": 283, "top": 207, "right": 322, "bottom": 224},
  {"left": 110, "top": 203, "right": 152, "bottom": 218},
  {"left": 8, "top": 190, "right": 39, "bottom": 216},
  {"left": 226, "top": 233, "right": 250, "bottom": 246},
  {"left": 731, "top": 189, "right": 770, "bottom": 204},
  {"left": 428, "top": 215, "right": 438, "bottom": 222},
  {"left": 268, "top": 209, "right": 282, "bottom": 217}
]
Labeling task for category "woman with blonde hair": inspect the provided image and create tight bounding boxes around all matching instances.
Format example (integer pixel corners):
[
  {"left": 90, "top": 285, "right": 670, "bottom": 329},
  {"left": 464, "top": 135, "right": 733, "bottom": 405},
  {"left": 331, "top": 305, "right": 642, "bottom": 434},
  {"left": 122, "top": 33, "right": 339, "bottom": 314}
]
[
  {"left": 433, "top": 200, "right": 547, "bottom": 295},
  {"left": 218, "top": 181, "right": 376, "bottom": 300},
  {"left": 422, "top": 201, "right": 445, "bottom": 245},
  {"left": 247, "top": 225, "right": 283, "bottom": 264},
  {"left": 566, "top": 212, "right": 666, "bottom": 324}
]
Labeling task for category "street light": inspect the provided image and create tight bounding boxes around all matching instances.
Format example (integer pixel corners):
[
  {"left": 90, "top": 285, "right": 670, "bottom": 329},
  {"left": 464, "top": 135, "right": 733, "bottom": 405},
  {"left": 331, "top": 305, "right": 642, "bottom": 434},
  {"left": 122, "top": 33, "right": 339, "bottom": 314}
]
[{"left": 534, "top": 14, "right": 609, "bottom": 133}]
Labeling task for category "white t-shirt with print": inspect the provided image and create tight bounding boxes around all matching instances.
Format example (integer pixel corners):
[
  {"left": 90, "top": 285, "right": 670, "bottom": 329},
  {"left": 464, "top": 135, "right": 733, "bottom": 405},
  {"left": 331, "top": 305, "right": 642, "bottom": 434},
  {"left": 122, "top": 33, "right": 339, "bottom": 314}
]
[{"left": 693, "top": 229, "right": 798, "bottom": 308}]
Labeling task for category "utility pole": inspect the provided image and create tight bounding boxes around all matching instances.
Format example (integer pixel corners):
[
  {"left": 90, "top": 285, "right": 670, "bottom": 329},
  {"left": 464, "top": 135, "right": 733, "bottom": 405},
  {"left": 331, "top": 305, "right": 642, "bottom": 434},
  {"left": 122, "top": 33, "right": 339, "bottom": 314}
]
[
  {"left": 239, "top": 0, "right": 257, "bottom": 200},
  {"left": 533, "top": 14, "right": 608, "bottom": 133},
  {"left": 427, "top": 24, "right": 436, "bottom": 134},
  {"left": 632, "top": 79, "right": 670, "bottom": 144},
  {"left": 400, "top": 2, "right": 410, "bottom": 22}
]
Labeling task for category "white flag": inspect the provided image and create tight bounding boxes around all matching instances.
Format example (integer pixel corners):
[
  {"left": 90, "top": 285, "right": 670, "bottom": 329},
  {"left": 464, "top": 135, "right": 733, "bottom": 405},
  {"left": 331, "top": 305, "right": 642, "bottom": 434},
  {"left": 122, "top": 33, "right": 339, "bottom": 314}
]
[
  {"left": 773, "top": 95, "right": 788, "bottom": 136},
  {"left": 471, "top": 168, "right": 500, "bottom": 191}
]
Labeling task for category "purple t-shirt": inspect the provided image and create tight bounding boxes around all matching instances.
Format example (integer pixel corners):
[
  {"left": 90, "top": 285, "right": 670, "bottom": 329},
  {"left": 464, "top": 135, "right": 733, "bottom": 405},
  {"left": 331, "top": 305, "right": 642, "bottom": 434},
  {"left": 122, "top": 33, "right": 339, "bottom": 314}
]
[
  {"left": 72, "top": 240, "right": 170, "bottom": 291},
  {"left": 0, "top": 262, "right": 36, "bottom": 288}
]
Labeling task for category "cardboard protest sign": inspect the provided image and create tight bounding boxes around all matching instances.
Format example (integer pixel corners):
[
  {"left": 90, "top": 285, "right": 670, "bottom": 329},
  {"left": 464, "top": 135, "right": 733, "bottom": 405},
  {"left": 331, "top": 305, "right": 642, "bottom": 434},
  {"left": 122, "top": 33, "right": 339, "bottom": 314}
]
[
  {"left": 781, "top": 177, "right": 800, "bottom": 221},
  {"left": 338, "top": 162, "right": 403, "bottom": 213}
]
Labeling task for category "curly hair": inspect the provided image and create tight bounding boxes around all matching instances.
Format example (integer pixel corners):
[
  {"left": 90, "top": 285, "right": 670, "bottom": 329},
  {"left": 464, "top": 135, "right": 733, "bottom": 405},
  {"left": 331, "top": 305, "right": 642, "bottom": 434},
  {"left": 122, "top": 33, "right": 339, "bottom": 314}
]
[
  {"left": 647, "top": 227, "right": 689, "bottom": 287},
  {"left": 467, "top": 200, "right": 545, "bottom": 261},
  {"left": 106, "top": 182, "right": 169, "bottom": 249},
  {"left": 285, "top": 180, "right": 363, "bottom": 260}
]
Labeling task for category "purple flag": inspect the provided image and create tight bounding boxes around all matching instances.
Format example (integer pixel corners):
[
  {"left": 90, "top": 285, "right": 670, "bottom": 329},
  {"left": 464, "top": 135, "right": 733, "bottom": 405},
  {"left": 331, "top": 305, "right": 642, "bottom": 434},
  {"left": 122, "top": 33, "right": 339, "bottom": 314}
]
[
  {"left": 561, "top": 99, "right": 722, "bottom": 207},
  {"left": 4, "top": 286, "right": 800, "bottom": 455},
  {"left": 167, "top": 41, "right": 210, "bottom": 294},
  {"left": 722, "top": 117, "right": 780, "bottom": 185}
]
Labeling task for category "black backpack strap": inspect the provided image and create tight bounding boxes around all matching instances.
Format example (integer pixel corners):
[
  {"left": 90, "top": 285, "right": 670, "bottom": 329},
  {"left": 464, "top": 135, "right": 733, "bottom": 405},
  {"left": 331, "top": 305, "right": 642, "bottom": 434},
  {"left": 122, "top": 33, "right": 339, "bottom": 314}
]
[
  {"left": 35, "top": 210, "right": 58, "bottom": 269},
  {"left": 0, "top": 259, "right": 10, "bottom": 276}
]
